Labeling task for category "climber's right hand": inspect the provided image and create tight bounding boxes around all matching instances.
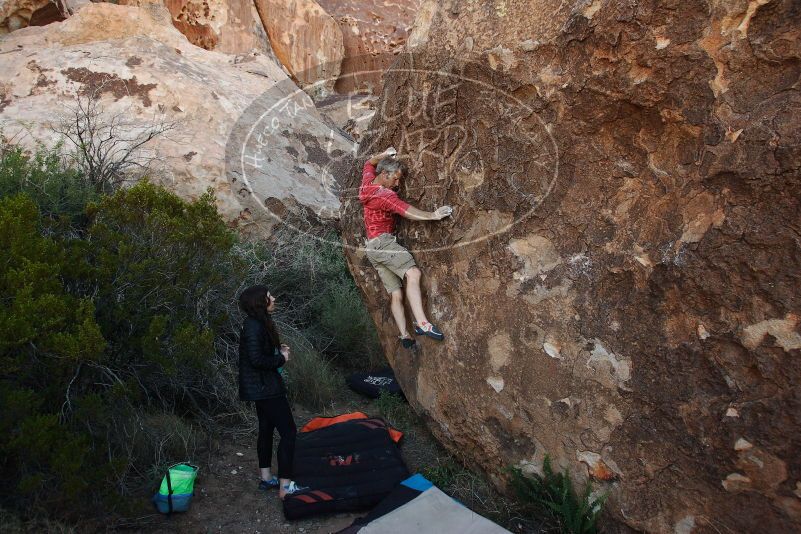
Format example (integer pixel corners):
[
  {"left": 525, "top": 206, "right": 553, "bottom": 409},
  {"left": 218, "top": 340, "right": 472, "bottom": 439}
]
[{"left": 434, "top": 205, "right": 453, "bottom": 220}]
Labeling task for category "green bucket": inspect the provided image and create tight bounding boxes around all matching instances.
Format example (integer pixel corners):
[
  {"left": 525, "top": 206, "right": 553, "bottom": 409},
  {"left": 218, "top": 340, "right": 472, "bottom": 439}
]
[
  {"left": 153, "top": 463, "right": 199, "bottom": 514},
  {"left": 158, "top": 463, "right": 199, "bottom": 495}
]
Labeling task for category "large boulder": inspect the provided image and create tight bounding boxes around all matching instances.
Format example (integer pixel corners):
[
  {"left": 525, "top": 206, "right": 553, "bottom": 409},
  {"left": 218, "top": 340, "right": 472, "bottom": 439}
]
[
  {"left": 340, "top": 0, "right": 801, "bottom": 532},
  {"left": 254, "top": 0, "right": 344, "bottom": 94},
  {"left": 0, "top": 2, "right": 351, "bottom": 233},
  {"left": 317, "top": 0, "right": 422, "bottom": 94}
]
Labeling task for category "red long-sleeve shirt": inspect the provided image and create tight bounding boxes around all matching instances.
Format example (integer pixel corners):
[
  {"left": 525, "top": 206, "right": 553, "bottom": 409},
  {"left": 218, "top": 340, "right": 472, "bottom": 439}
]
[{"left": 358, "top": 161, "right": 410, "bottom": 239}]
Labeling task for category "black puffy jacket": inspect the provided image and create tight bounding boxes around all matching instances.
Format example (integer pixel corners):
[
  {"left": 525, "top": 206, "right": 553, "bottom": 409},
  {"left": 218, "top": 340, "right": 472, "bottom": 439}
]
[{"left": 238, "top": 317, "right": 287, "bottom": 401}]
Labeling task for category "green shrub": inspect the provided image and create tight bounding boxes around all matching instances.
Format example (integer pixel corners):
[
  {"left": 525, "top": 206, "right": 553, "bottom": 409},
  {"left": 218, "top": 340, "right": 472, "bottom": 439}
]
[
  {"left": 0, "top": 141, "right": 97, "bottom": 233},
  {"left": 0, "top": 195, "right": 107, "bottom": 516},
  {"left": 315, "top": 279, "right": 385, "bottom": 369},
  {"left": 280, "top": 328, "right": 342, "bottom": 411},
  {"left": 0, "top": 183, "right": 237, "bottom": 518},
  {"left": 311, "top": 239, "right": 383, "bottom": 369},
  {"left": 509, "top": 456, "right": 605, "bottom": 534},
  {"left": 85, "top": 181, "right": 239, "bottom": 417}
]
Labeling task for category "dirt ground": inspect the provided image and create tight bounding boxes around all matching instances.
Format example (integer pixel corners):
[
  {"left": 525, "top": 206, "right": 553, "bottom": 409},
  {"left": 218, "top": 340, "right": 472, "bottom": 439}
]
[
  {"left": 140, "top": 435, "right": 363, "bottom": 534},
  {"left": 126, "top": 393, "right": 451, "bottom": 534}
]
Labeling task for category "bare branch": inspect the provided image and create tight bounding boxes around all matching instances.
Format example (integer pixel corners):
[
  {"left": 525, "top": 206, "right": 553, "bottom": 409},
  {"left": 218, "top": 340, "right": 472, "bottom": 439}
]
[{"left": 51, "top": 79, "right": 179, "bottom": 192}]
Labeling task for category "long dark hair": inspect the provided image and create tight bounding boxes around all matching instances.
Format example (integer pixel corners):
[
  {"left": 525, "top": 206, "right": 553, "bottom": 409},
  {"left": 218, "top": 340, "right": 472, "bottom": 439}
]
[{"left": 238, "top": 285, "right": 281, "bottom": 347}]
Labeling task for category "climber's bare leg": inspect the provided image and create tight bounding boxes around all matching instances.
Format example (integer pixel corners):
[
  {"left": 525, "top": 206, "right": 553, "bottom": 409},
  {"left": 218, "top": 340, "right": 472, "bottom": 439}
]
[
  {"left": 404, "top": 267, "right": 428, "bottom": 326},
  {"left": 390, "top": 289, "right": 410, "bottom": 338}
]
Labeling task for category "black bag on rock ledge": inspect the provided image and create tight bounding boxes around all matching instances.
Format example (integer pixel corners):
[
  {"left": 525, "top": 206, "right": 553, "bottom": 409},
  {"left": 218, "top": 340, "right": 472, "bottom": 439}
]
[{"left": 346, "top": 367, "right": 403, "bottom": 399}]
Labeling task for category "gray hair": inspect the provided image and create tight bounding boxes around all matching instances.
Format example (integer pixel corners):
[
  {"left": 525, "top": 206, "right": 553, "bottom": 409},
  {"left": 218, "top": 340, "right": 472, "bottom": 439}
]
[{"left": 376, "top": 157, "right": 403, "bottom": 176}]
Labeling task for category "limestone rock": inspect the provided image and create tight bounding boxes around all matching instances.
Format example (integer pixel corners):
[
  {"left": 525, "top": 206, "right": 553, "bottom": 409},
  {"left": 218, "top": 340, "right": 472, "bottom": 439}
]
[
  {"left": 340, "top": 0, "right": 801, "bottom": 532},
  {"left": 116, "top": 0, "right": 273, "bottom": 55},
  {"left": 0, "top": 3, "right": 350, "bottom": 233},
  {"left": 254, "top": 0, "right": 344, "bottom": 94},
  {"left": 317, "top": 0, "right": 422, "bottom": 94}
]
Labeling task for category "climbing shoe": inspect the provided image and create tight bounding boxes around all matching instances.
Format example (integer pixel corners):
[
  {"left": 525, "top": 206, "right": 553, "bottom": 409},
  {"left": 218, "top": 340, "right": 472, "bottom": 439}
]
[
  {"left": 400, "top": 336, "right": 416, "bottom": 349},
  {"left": 414, "top": 321, "right": 444, "bottom": 341},
  {"left": 258, "top": 476, "right": 280, "bottom": 490}
]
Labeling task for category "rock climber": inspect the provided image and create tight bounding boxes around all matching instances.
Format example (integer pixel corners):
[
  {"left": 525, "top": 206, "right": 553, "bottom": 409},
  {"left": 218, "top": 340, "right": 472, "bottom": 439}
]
[{"left": 359, "top": 146, "right": 453, "bottom": 349}]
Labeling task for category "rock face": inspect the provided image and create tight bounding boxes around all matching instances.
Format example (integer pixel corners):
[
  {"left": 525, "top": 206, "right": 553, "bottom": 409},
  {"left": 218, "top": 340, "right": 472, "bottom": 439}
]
[
  {"left": 315, "top": 93, "right": 376, "bottom": 141},
  {"left": 117, "top": 0, "right": 273, "bottom": 55},
  {"left": 1, "top": 0, "right": 67, "bottom": 33},
  {"left": 254, "top": 0, "right": 344, "bottom": 94},
  {"left": 0, "top": 2, "right": 350, "bottom": 233},
  {"left": 317, "top": 0, "right": 422, "bottom": 94},
  {"left": 2, "top": 0, "right": 422, "bottom": 94},
  {"left": 341, "top": 0, "right": 801, "bottom": 532},
  {"left": 2, "top": 0, "right": 273, "bottom": 55}
]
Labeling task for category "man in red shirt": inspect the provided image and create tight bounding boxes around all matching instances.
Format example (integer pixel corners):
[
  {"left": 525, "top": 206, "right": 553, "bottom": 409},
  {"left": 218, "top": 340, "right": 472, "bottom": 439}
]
[{"left": 359, "top": 147, "right": 452, "bottom": 348}]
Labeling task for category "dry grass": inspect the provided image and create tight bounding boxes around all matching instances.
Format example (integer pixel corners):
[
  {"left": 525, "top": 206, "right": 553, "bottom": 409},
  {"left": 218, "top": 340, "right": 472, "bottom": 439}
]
[
  {"left": 373, "top": 390, "right": 416, "bottom": 431},
  {"left": 0, "top": 508, "right": 76, "bottom": 534},
  {"left": 281, "top": 328, "right": 344, "bottom": 411}
]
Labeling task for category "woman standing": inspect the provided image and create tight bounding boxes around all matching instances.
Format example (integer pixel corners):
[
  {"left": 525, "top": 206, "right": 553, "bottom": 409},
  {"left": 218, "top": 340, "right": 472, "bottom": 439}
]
[{"left": 238, "top": 285, "right": 302, "bottom": 499}]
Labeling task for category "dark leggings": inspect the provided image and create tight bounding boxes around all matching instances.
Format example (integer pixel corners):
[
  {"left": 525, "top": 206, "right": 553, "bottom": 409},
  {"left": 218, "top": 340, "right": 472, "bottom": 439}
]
[{"left": 254, "top": 396, "right": 296, "bottom": 479}]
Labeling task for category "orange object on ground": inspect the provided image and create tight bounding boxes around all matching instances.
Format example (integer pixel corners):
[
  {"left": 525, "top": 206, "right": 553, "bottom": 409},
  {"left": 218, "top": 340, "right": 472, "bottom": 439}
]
[{"left": 300, "top": 412, "right": 403, "bottom": 443}]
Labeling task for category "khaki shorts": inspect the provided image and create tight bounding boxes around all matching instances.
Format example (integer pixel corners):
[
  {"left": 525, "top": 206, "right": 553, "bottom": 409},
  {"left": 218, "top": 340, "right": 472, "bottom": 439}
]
[{"left": 365, "top": 233, "right": 417, "bottom": 293}]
